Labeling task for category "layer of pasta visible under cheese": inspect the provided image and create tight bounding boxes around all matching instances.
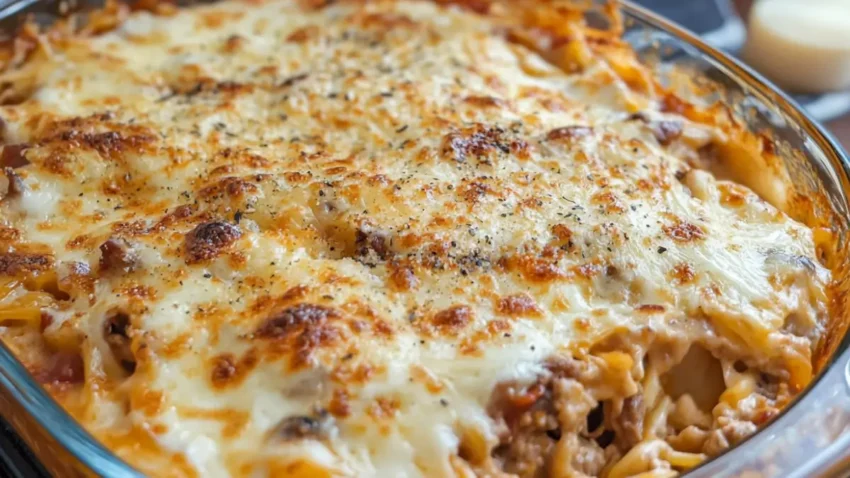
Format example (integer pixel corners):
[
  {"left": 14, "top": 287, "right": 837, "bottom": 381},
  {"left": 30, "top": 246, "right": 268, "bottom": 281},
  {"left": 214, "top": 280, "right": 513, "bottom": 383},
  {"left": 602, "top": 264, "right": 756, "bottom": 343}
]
[{"left": 0, "top": 1, "right": 832, "bottom": 477}]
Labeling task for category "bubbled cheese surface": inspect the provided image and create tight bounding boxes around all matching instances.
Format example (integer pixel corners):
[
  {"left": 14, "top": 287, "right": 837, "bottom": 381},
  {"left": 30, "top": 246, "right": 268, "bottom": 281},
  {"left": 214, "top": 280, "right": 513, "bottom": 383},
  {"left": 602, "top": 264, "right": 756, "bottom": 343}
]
[{"left": 0, "top": 1, "right": 830, "bottom": 476}]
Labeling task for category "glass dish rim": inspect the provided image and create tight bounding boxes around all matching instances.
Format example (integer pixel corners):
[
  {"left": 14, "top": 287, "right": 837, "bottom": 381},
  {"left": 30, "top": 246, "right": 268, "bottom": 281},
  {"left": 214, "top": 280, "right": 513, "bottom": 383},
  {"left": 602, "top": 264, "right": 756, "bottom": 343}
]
[{"left": 0, "top": 0, "right": 846, "bottom": 476}]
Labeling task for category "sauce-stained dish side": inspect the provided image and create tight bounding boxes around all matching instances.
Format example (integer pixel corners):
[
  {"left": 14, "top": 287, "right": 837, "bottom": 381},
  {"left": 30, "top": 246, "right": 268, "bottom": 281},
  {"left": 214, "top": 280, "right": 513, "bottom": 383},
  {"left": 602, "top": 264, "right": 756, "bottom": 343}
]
[{"left": 0, "top": 0, "right": 838, "bottom": 477}]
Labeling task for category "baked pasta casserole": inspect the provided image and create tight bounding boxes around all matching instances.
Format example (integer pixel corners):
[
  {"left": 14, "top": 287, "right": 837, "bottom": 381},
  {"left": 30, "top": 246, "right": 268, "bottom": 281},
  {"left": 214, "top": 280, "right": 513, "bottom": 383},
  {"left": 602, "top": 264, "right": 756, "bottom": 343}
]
[{"left": 0, "top": 0, "right": 837, "bottom": 476}]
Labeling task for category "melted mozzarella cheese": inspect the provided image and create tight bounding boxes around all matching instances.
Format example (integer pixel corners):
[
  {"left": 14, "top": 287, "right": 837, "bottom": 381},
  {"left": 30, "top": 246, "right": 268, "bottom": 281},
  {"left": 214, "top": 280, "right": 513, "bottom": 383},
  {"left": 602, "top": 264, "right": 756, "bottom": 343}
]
[{"left": 0, "top": 1, "right": 831, "bottom": 477}]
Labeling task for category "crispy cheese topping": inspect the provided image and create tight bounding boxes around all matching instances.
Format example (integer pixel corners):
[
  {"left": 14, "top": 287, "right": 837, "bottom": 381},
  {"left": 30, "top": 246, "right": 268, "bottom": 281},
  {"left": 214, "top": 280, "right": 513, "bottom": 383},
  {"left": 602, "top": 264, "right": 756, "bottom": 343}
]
[{"left": 0, "top": 1, "right": 832, "bottom": 477}]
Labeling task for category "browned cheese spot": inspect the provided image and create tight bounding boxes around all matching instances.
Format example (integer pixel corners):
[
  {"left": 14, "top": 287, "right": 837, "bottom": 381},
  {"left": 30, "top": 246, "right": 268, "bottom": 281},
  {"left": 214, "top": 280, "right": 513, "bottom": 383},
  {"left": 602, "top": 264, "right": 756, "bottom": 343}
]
[
  {"left": 328, "top": 388, "right": 352, "bottom": 417},
  {"left": 442, "top": 125, "right": 510, "bottom": 163},
  {"left": 591, "top": 191, "right": 625, "bottom": 214},
  {"left": 281, "top": 285, "right": 310, "bottom": 303},
  {"left": 575, "top": 262, "right": 606, "bottom": 279},
  {"left": 551, "top": 224, "right": 572, "bottom": 242},
  {"left": 459, "top": 181, "right": 492, "bottom": 205},
  {"left": 151, "top": 204, "right": 197, "bottom": 233},
  {"left": 497, "top": 294, "right": 542, "bottom": 318},
  {"left": 211, "top": 354, "right": 237, "bottom": 385},
  {"left": 199, "top": 176, "right": 259, "bottom": 200},
  {"left": 254, "top": 304, "right": 342, "bottom": 367},
  {"left": 255, "top": 304, "right": 339, "bottom": 338},
  {"left": 464, "top": 95, "right": 507, "bottom": 109},
  {"left": 66, "top": 234, "right": 94, "bottom": 250},
  {"left": 48, "top": 130, "right": 155, "bottom": 161},
  {"left": 286, "top": 26, "right": 319, "bottom": 43},
  {"left": 659, "top": 93, "right": 689, "bottom": 115},
  {"left": 0, "top": 252, "right": 53, "bottom": 276},
  {"left": 663, "top": 222, "right": 706, "bottom": 243},
  {"left": 210, "top": 349, "right": 258, "bottom": 389},
  {"left": 222, "top": 34, "right": 245, "bottom": 53},
  {"left": 359, "top": 12, "right": 417, "bottom": 29},
  {"left": 546, "top": 125, "right": 592, "bottom": 142},
  {"left": 502, "top": 254, "right": 567, "bottom": 283},
  {"left": 284, "top": 171, "right": 311, "bottom": 183},
  {"left": 0, "top": 225, "right": 20, "bottom": 242},
  {"left": 671, "top": 263, "right": 695, "bottom": 284},
  {"left": 388, "top": 261, "right": 418, "bottom": 291},
  {"left": 431, "top": 305, "right": 473, "bottom": 335},
  {"left": 368, "top": 396, "right": 401, "bottom": 420},
  {"left": 636, "top": 304, "right": 665, "bottom": 314},
  {"left": 718, "top": 183, "right": 748, "bottom": 208},
  {"left": 184, "top": 221, "right": 242, "bottom": 264}
]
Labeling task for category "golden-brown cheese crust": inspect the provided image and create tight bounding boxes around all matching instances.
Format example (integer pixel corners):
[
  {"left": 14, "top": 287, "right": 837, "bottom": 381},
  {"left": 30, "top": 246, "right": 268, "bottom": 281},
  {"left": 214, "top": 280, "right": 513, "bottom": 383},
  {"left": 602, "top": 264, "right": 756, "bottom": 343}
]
[{"left": 0, "top": 1, "right": 834, "bottom": 477}]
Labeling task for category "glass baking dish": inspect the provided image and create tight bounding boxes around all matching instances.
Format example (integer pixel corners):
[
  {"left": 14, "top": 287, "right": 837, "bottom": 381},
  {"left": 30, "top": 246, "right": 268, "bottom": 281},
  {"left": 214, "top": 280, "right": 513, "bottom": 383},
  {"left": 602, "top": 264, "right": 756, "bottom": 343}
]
[{"left": 0, "top": 0, "right": 849, "bottom": 476}]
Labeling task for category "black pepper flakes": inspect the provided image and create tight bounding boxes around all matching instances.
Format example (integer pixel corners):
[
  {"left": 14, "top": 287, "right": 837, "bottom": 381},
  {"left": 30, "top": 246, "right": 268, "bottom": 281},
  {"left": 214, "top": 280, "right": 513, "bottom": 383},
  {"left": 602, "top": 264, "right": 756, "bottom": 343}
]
[{"left": 657, "top": 246, "right": 667, "bottom": 254}]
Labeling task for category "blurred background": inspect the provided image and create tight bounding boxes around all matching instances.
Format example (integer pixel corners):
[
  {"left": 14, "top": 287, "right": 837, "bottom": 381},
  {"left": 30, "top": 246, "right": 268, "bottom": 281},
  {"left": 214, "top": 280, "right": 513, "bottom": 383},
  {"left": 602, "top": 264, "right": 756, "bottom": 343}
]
[{"left": 636, "top": 0, "right": 850, "bottom": 149}]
